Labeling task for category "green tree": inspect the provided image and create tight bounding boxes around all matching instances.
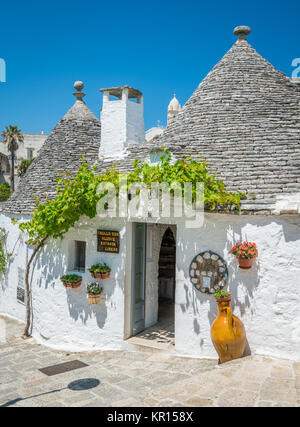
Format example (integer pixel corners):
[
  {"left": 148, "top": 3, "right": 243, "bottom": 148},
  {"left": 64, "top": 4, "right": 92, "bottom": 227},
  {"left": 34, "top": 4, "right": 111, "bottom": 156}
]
[
  {"left": 0, "top": 182, "right": 12, "bottom": 202},
  {"left": 1, "top": 125, "right": 24, "bottom": 192}
]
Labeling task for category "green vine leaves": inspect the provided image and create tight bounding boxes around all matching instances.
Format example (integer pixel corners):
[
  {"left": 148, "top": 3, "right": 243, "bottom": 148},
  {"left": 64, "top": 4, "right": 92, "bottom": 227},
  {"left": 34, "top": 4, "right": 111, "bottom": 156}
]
[{"left": 19, "top": 150, "right": 245, "bottom": 246}]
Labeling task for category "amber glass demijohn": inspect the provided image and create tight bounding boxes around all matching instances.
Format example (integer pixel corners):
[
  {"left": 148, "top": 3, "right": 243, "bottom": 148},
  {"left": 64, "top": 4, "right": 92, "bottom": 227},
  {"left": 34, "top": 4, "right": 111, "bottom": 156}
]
[{"left": 211, "top": 295, "right": 246, "bottom": 364}]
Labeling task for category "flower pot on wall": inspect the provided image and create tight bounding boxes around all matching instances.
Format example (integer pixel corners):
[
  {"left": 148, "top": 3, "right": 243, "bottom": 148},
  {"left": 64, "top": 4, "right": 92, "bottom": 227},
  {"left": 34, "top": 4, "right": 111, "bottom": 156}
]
[
  {"left": 88, "top": 293, "right": 105, "bottom": 304},
  {"left": 91, "top": 271, "right": 110, "bottom": 280},
  {"left": 88, "top": 294, "right": 100, "bottom": 304},
  {"left": 229, "top": 242, "right": 257, "bottom": 270},
  {"left": 62, "top": 279, "right": 82, "bottom": 289},
  {"left": 211, "top": 294, "right": 247, "bottom": 364},
  {"left": 91, "top": 272, "right": 102, "bottom": 280},
  {"left": 238, "top": 258, "right": 254, "bottom": 270}
]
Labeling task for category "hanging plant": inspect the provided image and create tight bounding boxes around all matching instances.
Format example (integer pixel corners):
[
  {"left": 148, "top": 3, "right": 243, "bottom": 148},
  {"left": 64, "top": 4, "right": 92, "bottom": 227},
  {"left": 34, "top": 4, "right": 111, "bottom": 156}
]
[
  {"left": 89, "top": 263, "right": 111, "bottom": 280},
  {"left": 61, "top": 274, "right": 82, "bottom": 289},
  {"left": 87, "top": 282, "right": 104, "bottom": 304},
  {"left": 229, "top": 241, "right": 258, "bottom": 270}
]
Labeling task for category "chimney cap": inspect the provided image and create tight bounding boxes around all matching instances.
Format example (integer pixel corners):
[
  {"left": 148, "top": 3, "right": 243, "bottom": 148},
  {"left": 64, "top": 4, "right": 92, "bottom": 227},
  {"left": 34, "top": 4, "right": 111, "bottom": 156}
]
[
  {"left": 100, "top": 86, "right": 142, "bottom": 99},
  {"left": 234, "top": 26, "right": 251, "bottom": 40}
]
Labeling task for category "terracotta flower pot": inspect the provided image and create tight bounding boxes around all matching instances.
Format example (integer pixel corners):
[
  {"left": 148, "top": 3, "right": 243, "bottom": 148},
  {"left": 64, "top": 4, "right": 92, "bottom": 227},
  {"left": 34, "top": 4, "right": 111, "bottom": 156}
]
[
  {"left": 62, "top": 279, "right": 82, "bottom": 289},
  {"left": 88, "top": 294, "right": 101, "bottom": 304},
  {"left": 215, "top": 294, "right": 232, "bottom": 303},
  {"left": 90, "top": 271, "right": 110, "bottom": 280},
  {"left": 211, "top": 295, "right": 246, "bottom": 364},
  {"left": 91, "top": 272, "right": 102, "bottom": 279},
  {"left": 238, "top": 257, "right": 254, "bottom": 270}
]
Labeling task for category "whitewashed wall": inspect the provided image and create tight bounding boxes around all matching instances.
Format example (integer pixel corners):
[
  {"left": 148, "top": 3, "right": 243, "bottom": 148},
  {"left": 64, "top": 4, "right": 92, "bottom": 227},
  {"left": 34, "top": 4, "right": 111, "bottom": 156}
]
[
  {"left": 126, "top": 99, "right": 145, "bottom": 146},
  {"left": 0, "top": 133, "right": 47, "bottom": 187},
  {"left": 100, "top": 99, "right": 127, "bottom": 158},
  {"left": 1, "top": 211, "right": 300, "bottom": 360},
  {"left": 100, "top": 91, "right": 145, "bottom": 158},
  {"left": 0, "top": 214, "right": 29, "bottom": 323},
  {"left": 0, "top": 213, "right": 128, "bottom": 352},
  {"left": 0, "top": 133, "right": 47, "bottom": 161},
  {"left": 175, "top": 213, "right": 300, "bottom": 361}
]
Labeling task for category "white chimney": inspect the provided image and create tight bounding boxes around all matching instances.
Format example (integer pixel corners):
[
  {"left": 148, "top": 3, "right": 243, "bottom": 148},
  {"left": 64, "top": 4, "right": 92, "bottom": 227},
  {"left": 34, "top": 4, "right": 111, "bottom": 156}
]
[{"left": 99, "top": 86, "right": 145, "bottom": 158}]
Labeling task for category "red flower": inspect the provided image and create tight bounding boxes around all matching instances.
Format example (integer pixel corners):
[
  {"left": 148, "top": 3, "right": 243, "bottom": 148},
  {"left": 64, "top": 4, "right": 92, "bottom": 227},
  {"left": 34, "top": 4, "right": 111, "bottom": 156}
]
[{"left": 229, "top": 241, "right": 258, "bottom": 260}]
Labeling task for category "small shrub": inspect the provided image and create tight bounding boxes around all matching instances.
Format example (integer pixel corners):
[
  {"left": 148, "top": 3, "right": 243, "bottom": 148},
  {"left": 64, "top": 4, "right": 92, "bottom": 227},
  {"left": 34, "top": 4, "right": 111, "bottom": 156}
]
[
  {"left": 0, "top": 183, "right": 11, "bottom": 202},
  {"left": 87, "top": 283, "right": 103, "bottom": 295},
  {"left": 213, "top": 289, "right": 229, "bottom": 299},
  {"left": 60, "top": 274, "right": 82, "bottom": 284},
  {"left": 88, "top": 263, "right": 111, "bottom": 274}
]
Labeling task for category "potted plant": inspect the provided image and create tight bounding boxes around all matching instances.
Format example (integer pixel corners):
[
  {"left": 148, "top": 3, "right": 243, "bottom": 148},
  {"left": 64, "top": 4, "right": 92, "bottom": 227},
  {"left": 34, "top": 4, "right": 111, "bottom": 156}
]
[
  {"left": 229, "top": 241, "right": 258, "bottom": 269},
  {"left": 87, "top": 283, "right": 104, "bottom": 304},
  {"left": 61, "top": 274, "right": 82, "bottom": 289},
  {"left": 88, "top": 263, "right": 111, "bottom": 280},
  {"left": 213, "top": 289, "right": 231, "bottom": 303}
]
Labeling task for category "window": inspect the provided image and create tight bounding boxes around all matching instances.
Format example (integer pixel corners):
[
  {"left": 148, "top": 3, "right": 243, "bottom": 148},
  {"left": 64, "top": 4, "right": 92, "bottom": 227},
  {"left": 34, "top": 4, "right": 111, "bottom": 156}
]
[
  {"left": 149, "top": 150, "right": 168, "bottom": 165},
  {"left": 27, "top": 149, "right": 33, "bottom": 160},
  {"left": 74, "top": 241, "right": 86, "bottom": 272}
]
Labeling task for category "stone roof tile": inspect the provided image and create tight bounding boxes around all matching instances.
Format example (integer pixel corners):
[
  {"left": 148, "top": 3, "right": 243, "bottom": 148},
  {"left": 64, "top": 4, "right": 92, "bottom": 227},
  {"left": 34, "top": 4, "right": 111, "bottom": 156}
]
[
  {"left": 100, "top": 34, "right": 300, "bottom": 214},
  {"left": 1, "top": 94, "right": 100, "bottom": 215}
]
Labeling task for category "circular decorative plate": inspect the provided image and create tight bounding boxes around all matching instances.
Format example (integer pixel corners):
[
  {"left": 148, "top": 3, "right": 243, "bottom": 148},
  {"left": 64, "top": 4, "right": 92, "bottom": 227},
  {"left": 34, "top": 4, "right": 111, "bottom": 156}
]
[{"left": 189, "top": 251, "right": 228, "bottom": 295}]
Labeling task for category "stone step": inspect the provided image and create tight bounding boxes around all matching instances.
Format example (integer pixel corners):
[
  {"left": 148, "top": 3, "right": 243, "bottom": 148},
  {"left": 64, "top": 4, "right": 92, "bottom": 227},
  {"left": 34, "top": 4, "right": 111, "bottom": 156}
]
[{"left": 126, "top": 336, "right": 175, "bottom": 354}]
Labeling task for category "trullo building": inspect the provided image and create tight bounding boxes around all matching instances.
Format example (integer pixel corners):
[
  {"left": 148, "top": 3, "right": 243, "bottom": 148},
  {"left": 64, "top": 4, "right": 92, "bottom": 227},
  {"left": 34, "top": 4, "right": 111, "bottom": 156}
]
[{"left": 1, "top": 26, "right": 300, "bottom": 360}]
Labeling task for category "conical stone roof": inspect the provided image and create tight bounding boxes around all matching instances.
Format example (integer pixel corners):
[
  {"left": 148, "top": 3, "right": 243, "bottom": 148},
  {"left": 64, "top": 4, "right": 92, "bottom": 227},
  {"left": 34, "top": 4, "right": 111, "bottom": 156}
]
[
  {"left": 105, "top": 27, "right": 300, "bottom": 214},
  {"left": 1, "top": 84, "right": 100, "bottom": 215}
]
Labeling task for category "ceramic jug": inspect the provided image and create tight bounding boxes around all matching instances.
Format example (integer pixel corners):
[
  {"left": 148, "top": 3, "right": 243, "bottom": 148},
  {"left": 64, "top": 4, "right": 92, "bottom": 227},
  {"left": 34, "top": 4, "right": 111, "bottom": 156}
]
[{"left": 211, "top": 295, "right": 246, "bottom": 363}]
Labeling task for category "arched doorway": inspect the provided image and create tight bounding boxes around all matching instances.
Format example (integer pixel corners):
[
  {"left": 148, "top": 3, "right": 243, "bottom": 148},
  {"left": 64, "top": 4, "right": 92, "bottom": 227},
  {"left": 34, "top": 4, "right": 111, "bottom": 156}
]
[
  {"left": 158, "top": 227, "right": 176, "bottom": 308},
  {"left": 129, "top": 224, "right": 176, "bottom": 350}
]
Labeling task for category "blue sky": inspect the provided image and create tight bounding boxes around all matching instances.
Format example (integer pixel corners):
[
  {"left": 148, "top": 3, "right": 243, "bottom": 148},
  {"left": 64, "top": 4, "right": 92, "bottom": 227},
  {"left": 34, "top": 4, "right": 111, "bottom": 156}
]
[{"left": 0, "top": 0, "right": 299, "bottom": 134}]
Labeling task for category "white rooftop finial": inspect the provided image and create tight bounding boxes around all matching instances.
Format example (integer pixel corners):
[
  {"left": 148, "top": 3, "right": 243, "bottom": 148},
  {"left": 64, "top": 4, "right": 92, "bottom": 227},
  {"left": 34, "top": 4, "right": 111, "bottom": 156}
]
[
  {"left": 168, "top": 93, "right": 181, "bottom": 112},
  {"left": 73, "top": 81, "right": 86, "bottom": 100}
]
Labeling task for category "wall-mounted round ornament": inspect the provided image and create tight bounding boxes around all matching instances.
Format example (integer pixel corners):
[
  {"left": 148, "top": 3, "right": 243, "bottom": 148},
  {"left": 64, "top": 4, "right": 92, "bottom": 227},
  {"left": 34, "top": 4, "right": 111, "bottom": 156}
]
[{"left": 189, "top": 251, "right": 228, "bottom": 295}]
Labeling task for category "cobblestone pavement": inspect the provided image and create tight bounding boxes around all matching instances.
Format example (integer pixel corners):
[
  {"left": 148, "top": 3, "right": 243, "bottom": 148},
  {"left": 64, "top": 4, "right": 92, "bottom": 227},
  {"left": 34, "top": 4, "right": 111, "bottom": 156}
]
[{"left": 0, "top": 316, "right": 299, "bottom": 407}]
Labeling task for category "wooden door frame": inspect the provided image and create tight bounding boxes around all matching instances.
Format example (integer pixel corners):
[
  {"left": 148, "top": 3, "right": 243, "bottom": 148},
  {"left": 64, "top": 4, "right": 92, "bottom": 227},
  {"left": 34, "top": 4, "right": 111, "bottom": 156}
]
[{"left": 124, "top": 222, "right": 147, "bottom": 339}]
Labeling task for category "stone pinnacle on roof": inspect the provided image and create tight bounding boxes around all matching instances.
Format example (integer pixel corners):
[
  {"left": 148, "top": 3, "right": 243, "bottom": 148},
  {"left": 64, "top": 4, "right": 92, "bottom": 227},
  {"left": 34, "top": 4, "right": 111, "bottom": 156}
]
[
  {"left": 1, "top": 80, "right": 100, "bottom": 215},
  {"left": 168, "top": 93, "right": 181, "bottom": 112},
  {"left": 73, "top": 81, "right": 86, "bottom": 101},
  {"left": 234, "top": 26, "right": 251, "bottom": 40}
]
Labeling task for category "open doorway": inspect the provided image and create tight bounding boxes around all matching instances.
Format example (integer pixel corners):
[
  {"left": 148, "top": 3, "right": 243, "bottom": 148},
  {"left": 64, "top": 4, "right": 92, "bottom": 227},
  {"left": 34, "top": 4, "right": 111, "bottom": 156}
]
[
  {"left": 157, "top": 228, "right": 176, "bottom": 333},
  {"left": 130, "top": 225, "right": 176, "bottom": 350}
]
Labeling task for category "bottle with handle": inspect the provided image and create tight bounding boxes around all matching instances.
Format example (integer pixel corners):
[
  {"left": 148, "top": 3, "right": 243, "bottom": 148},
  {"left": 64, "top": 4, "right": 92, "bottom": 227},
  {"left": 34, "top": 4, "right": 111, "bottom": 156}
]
[{"left": 211, "top": 294, "right": 247, "bottom": 364}]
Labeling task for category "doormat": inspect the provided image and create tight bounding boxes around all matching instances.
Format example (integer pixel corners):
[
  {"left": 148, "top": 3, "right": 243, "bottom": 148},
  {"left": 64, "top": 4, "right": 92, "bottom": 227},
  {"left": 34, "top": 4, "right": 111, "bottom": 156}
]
[{"left": 39, "top": 360, "right": 88, "bottom": 377}]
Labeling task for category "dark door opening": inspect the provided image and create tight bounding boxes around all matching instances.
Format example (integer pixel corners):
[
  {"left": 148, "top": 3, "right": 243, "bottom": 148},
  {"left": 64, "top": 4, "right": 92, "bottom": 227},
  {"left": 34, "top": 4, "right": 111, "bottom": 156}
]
[{"left": 157, "top": 227, "right": 176, "bottom": 329}]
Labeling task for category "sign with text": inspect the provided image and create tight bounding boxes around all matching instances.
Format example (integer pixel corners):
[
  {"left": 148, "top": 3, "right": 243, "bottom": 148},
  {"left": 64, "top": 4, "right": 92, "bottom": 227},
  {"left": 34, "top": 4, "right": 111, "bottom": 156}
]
[{"left": 97, "top": 230, "right": 120, "bottom": 254}]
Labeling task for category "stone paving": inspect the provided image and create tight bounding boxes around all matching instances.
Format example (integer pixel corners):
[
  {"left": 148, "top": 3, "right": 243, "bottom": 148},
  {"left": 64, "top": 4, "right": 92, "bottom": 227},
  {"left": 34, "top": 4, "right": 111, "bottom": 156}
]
[
  {"left": 0, "top": 315, "right": 300, "bottom": 407},
  {"left": 134, "top": 300, "right": 175, "bottom": 350}
]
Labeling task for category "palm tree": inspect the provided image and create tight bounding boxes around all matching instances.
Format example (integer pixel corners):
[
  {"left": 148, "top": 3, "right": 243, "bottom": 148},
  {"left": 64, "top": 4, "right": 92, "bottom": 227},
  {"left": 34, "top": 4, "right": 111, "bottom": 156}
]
[{"left": 1, "top": 125, "right": 23, "bottom": 192}]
